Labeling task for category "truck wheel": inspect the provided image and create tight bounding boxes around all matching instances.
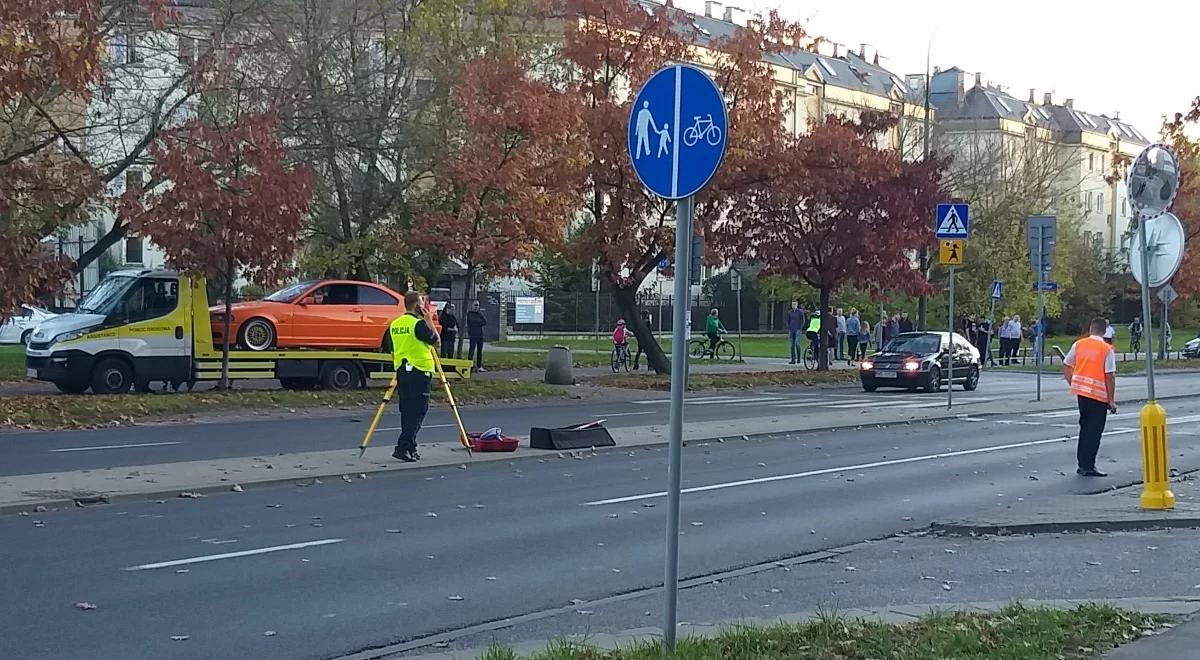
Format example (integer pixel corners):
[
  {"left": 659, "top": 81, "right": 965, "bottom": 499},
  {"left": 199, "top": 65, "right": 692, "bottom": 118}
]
[
  {"left": 320, "top": 361, "right": 361, "bottom": 391},
  {"left": 91, "top": 358, "right": 133, "bottom": 395},
  {"left": 53, "top": 380, "right": 89, "bottom": 395},
  {"left": 239, "top": 318, "right": 276, "bottom": 351}
]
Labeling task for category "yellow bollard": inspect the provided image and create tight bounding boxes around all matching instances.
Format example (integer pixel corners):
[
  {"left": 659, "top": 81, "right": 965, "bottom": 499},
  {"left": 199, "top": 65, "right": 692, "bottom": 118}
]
[{"left": 1139, "top": 402, "right": 1175, "bottom": 510}]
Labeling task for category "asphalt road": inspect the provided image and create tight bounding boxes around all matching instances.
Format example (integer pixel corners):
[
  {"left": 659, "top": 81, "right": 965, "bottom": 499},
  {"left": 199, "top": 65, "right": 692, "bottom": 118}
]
[
  {"left": 0, "top": 373, "right": 1050, "bottom": 476},
  {"left": 6, "top": 395, "right": 1200, "bottom": 660}
]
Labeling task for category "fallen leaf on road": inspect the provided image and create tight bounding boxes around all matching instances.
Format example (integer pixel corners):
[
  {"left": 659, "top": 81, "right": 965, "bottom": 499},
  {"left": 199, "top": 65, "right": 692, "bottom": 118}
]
[
  {"left": 570, "top": 599, "right": 584, "bottom": 605},
  {"left": 341, "top": 475, "right": 352, "bottom": 483},
  {"left": 768, "top": 588, "right": 782, "bottom": 593},
  {"left": 920, "top": 575, "right": 936, "bottom": 580},
  {"left": 757, "top": 463, "right": 767, "bottom": 467},
  {"left": 456, "top": 505, "right": 466, "bottom": 510},
  {"left": 844, "top": 566, "right": 856, "bottom": 571},
  {"left": 447, "top": 596, "right": 464, "bottom": 601},
  {"left": 1148, "top": 546, "right": 1159, "bottom": 550},
  {"left": 901, "top": 516, "right": 913, "bottom": 522},
  {"left": 486, "top": 577, "right": 497, "bottom": 581},
  {"left": 433, "top": 642, "right": 450, "bottom": 648},
  {"left": 266, "top": 504, "right": 281, "bottom": 508},
  {"left": 607, "top": 514, "right": 618, "bottom": 519},
  {"left": 577, "top": 610, "right": 593, "bottom": 615},
  {"left": 642, "top": 503, "right": 655, "bottom": 508},
  {"left": 263, "top": 631, "right": 277, "bottom": 637},
  {"left": 472, "top": 504, "right": 486, "bottom": 509},
  {"left": 74, "top": 602, "right": 97, "bottom": 610},
  {"left": 611, "top": 568, "right": 621, "bottom": 573}
]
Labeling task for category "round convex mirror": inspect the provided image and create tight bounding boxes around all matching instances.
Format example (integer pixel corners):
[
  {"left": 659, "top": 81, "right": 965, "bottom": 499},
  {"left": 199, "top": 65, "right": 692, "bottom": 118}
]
[{"left": 1127, "top": 143, "right": 1180, "bottom": 221}]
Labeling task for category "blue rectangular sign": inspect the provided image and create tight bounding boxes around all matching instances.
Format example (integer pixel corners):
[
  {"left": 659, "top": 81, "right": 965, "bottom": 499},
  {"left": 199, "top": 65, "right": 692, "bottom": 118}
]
[
  {"left": 935, "top": 203, "right": 970, "bottom": 239},
  {"left": 990, "top": 280, "right": 1003, "bottom": 300},
  {"left": 1031, "top": 282, "right": 1058, "bottom": 292}
]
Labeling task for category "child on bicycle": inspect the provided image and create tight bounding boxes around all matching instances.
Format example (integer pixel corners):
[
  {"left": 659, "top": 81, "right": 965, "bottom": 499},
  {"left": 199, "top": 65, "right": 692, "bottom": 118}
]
[{"left": 612, "top": 319, "right": 631, "bottom": 349}]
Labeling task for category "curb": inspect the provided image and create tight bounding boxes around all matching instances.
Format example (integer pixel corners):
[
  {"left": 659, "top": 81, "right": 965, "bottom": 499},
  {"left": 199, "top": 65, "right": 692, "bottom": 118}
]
[
  {"left": 930, "top": 517, "right": 1200, "bottom": 536},
  {"left": 6, "top": 389, "right": 1200, "bottom": 516}
]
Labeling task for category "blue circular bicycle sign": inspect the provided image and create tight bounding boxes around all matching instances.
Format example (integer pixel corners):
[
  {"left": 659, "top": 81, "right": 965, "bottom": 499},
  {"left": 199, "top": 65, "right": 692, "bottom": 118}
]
[{"left": 627, "top": 64, "right": 728, "bottom": 200}]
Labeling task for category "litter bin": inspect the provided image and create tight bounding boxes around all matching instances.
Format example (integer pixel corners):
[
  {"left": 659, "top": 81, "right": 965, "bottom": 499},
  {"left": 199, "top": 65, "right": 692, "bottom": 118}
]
[{"left": 544, "top": 345, "right": 573, "bottom": 385}]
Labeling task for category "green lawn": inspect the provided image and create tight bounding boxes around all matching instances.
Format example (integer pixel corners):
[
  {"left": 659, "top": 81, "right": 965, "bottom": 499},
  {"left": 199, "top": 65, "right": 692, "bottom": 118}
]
[
  {"left": 0, "top": 344, "right": 24, "bottom": 382},
  {"left": 481, "top": 604, "right": 1163, "bottom": 660},
  {"left": 483, "top": 350, "right": 608, "bottom": 371},
  {"left": 498, "top": 336, "right": 795, "bottom": 359}
]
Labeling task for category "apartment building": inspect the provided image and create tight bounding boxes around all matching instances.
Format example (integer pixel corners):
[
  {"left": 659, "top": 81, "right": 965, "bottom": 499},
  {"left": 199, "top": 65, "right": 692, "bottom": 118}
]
[{"left": 917, "top": 66, "right": 1148, "bottom": 265}]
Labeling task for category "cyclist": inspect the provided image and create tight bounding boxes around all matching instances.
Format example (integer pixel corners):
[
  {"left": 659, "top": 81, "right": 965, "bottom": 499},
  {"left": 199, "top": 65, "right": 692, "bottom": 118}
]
[
  {"left": 612, "top": 319, "right": 631, "bottom": 351},
  {"left": 805, "top": 309, "right": 822, "bottom": 356},
  {"left": 705, "top": 308, "right": 727, "bottom": 357}
]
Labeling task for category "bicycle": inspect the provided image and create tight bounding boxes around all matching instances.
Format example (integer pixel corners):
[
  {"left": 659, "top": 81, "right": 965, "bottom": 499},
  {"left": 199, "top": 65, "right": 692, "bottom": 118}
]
[
  {"left": 801, "top": 342, "right": 817, "bottom": 370},
  {"left": 688, "top": 335, "right": 737, "bottom": 361},
  {"left": 611, "top": 343, "right": 632, "bottom": 373},
  {"left": 683, "top": 114, "right": 723, "bottom": 147},
  {"left": 1130, "top": 335, "right": 1142, "bottom": 355}
]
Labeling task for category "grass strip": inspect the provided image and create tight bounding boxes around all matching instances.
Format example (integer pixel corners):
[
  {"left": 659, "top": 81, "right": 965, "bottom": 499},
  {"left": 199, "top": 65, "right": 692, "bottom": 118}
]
[
  {"left": 587, "top": 369, "right": 858, "bottom": 391},
  {"left": 0, "top": 380, "right": 564, "bottom": 430},
  {"left": 481, "top": 604, "right": 1164, "bottom": 660}
]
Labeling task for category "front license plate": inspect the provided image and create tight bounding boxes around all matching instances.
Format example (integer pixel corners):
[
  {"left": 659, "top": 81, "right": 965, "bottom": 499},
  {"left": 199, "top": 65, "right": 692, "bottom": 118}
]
[
  {"left": 875, "top": 370, "right": 898, "bottom": 378},
  {"left": 26, "top": 368, "right": 37, "bottom": 379}
]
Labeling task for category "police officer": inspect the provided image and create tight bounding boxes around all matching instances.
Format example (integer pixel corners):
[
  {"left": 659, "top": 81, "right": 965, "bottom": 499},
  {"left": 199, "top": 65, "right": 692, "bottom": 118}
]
[{"left": 389, "top": 291, "right": 440, "bottom": 462}]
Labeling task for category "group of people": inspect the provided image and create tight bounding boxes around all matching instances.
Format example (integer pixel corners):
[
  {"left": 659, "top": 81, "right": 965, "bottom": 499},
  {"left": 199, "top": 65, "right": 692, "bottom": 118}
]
[
  {"left": 787, "top": 303, "right": 917, "bottom": 365},
  {"left": 433, "top": 301, "right": 490, "bottom": 371}
]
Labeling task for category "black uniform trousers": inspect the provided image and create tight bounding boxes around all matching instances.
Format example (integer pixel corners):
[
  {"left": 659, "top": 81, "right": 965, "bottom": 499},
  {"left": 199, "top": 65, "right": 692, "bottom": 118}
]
[
  {"left": 395, "top": 366, "right": 433, "bottom": 453},
  {"left": 1077, "top": 395, "right": 1109, "bottom": 471},
  {"left": 440, "top": 331, "right": 457, "bottom": 359}
]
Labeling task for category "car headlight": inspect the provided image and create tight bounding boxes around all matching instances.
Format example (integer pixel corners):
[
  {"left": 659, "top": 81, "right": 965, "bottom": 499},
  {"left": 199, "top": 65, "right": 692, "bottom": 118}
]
[
  {"left": 860, "top": 361, "right": 873, "bottom": 370},
  {"left": 904, "top": 361, "right": 921, "bottom": 371},
  {"left": 52, "top": 329, "right": 90, "bottom": 344}
]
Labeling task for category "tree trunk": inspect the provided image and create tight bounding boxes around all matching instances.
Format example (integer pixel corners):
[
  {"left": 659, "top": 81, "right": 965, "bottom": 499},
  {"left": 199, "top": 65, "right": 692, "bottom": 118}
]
[
  {"left": 817, "top": 285, "right": 831, "bottom": 371},
  {"left": 457, "top": 266, "right": 475, "bottom": 359},
  {"left": 613, "top": 285, "right": 669, "bottom": 374},
  {"left": 219, "top": 267, "right": 234, "bottom": 391},
  {"left": 916, "top": 250, "right": 931, "bottom": 331}
]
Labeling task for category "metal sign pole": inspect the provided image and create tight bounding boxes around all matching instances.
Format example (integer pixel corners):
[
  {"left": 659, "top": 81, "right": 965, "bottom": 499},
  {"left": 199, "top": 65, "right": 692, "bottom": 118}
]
[
  {"left": 1160, "top": 297, "right": 1169, "bottom": 361},
  {"left": 662, "top": 196, "right": 693, "bottom": 652},
  {"left": 1139, "top": 220, "right": 1156, "bottom": 400},
  {"left": 1035, "top": 224, "right": 1044, "bottom": 402},
  {"left": 947, "top": 266, "right": 954, "bottom": 409},
  {"left": 986, "top": 296, "right": 997, "bottom": 369},
  {"left": 733, "top": 269, "right": 744, "bottom": 361}
]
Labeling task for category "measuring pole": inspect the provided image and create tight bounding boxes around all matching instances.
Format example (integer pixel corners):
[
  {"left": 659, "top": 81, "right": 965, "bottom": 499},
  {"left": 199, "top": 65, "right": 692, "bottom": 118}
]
[
  {"left": 662, "top": 196, "right": 692, "bottom": 652},
  {"left": 947, "top": 266, "right": 954, "bottom": 409},
  {"left": 1035, "top": 224, "right": 1044, "bottom": 401},
  {"left": 1160, "top": 297, "right": 1169, "bottom": 361}
]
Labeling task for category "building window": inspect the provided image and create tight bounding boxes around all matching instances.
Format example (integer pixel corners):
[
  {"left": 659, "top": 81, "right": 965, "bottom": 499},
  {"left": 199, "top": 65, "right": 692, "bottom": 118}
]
[
  {"left": 1122, "top": 197, "right": 1128, "bottom": 216},
  {"left": 1086, "top": 191, "right": 1093, "bottom": 210},
  {"left": 125, "top": 237, "right": 144, "bottom": 265},
  {"left": 178, "top": 35, "right": 195, "bottom": 65},
  {"left": 1100, "top": 154, "right": 1106, "bottom": 172},
  {"left": 125, "top": 169, "right": 144, "bottom": 194},
  {"left": 1098, "top": 192, "right": 1105, "bottom": 212},
  {"left": 1088, "top": 153, "right": 1094, "bottom": 171}
]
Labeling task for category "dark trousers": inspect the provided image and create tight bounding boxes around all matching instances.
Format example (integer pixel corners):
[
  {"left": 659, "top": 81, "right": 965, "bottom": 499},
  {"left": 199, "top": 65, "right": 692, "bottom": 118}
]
[
  {"left": 440, "top": 333, "right": 457, "bottom": 359},
  {"left": 846, "top": 334, "right": 858, "bottom": 360},
  {"left": 634, "top": 342, "right": 645, "bottom": 369},
  {"left": 1077, "top": 395, "right": 1109, "bottom": 470},
  {"left": 467, "top": 336, "right": 484, "bottom": 368},
  {"left": 396, "top": 368, "right": 432, "bottom": 453}
]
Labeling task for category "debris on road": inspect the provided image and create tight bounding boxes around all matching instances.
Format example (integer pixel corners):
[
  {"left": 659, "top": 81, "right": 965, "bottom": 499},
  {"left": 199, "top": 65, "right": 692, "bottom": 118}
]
[
  {"left": 74, "top": 602, "right": 97, "bottom": 610},
  {"left": 231, "top": 484, "right": 244, "bottom": 492},
  {"left": 178, "top": 491, "right": 204, "bottom": 499}
]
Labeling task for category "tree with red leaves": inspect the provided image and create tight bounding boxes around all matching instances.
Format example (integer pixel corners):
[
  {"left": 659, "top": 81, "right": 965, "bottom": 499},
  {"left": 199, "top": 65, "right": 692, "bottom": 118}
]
[
  {"left": 126, "top": 111, "right": 313, "bottom": 387},
  {"left": 561, "top": 0, "right": 812, "bottom": 373},
  {"left": 1162, "top": 110, "right": 1200, "bottom": 301},
  {"left": 716, "top": 113, "right": 946, "bottom": 370},
  {"left": 414, "top": 51, "right": 587, "bottom": 355}
]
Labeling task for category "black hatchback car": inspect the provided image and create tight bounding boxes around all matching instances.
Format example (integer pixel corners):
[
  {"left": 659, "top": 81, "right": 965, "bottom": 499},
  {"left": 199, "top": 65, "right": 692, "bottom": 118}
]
[{"left": 860, "top": 332, "right": 981, "bottom": 393}]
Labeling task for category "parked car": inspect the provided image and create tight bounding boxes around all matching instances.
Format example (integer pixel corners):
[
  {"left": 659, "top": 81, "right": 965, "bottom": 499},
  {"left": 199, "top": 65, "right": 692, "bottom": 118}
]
[
  {"left": 0, "top": 305, "right": 57, "bottom": 345},
  {"left": 859, "top": 331, "right": 981, "bottom": 393},
  {"left": 212, "top": 280, "right": 410, "bottom": 351}
]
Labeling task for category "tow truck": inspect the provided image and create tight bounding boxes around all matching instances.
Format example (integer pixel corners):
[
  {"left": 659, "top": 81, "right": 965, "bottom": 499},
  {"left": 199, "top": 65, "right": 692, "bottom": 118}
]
[{"left": 25, "top": 270, "right": 471, "bottom": 394}]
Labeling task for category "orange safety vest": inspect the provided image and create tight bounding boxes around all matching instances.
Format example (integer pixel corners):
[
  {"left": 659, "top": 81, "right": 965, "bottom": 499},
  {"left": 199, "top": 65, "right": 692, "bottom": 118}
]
[{"left": 1069, "top": 336, "right": 1112, "bottom": 402}]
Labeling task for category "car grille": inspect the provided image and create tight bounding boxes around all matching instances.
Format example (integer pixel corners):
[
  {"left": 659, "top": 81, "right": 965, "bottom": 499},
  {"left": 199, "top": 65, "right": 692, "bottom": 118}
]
[{"left": 28, "top": 342, "right": 52, "bottom": 351}]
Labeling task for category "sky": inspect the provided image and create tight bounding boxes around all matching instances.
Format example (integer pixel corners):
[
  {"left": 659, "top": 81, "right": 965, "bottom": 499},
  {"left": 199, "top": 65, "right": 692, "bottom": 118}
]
[{"left": 675, "top": 0, "right": 1197, "bottom": 137}]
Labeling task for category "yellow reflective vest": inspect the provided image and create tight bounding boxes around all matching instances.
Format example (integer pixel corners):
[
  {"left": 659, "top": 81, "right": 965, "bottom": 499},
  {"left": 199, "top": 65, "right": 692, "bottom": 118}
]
[{"left": 389, "top": 313, "right": 435, "bottom": 373}]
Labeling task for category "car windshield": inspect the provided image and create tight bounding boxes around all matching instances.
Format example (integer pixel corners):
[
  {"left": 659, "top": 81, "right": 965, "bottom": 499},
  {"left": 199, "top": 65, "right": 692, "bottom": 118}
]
[
  {"left": 883, "top": 334, "right": 943, "bottom": 354},
  {"left": 77, "top": 276, "right": 137, "bottom": 315},
  {"left": 263, "top": 281, "right": 316, "bottom": 303}
]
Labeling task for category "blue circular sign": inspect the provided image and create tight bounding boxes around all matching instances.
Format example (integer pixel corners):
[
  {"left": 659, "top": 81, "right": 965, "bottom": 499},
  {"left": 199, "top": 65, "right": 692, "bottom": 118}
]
[
  {"left": 627, "top": 64, "right": 728, "bottom": 200},
  {"left": 658, "top": 258, "right": 670, "bottom": 271}
]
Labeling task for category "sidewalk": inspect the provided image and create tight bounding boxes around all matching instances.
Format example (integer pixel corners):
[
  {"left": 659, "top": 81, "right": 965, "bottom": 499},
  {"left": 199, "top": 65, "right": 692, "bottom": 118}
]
[{"left": 1106, "top": 615, "right": 1200, "bottom": 658}]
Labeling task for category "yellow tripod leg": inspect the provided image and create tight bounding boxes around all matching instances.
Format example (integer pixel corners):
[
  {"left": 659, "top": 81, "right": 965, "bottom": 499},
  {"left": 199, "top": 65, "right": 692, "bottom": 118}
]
[
  {"left": 358, "top": 376, "right": 398, "bottom": 458},
  {"left": 431, "top": 348, "right": 472, "bottom": 454}
]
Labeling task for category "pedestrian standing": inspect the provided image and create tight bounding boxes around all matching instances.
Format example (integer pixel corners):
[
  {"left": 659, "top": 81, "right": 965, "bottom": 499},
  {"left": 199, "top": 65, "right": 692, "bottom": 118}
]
[
  {"left": 1012, "top": 315, "right": 1024, "bottom": 364},
  {"left": 466, "top": 300, "right": 488, "bottom": 372},
  {"left": 1062, "top": 318, "right": 1117, "bottom": 477},
  {"left": 633, "top": 309, "right": 652, "bottom": 370},
  {"left": 889, "top": 313, "right": 901, "bottom": 340},
  {"left": 977, "top": 316, "right": 994, "bottom": 367},
  {"left": 389, "top": 292, "right": 440, "bottom": 462},
  {"left": 438, "top": 303, "right": 459, "bottom": 359},
  {"left": 898, "top": 312, "right": 914, "bottom": 334},
  {"left": 878, "top": 310, "right": 890, "bottom": 348},
  {"left": 845, "top": 308, "right": 861, "bottom": 365},
  {"left": 786, "top": 301, "right": 806, "bottom": 365},
  {"left": 834, "top": 308, "right": 847, "bottom": 360},
  {"left": 858, "top": 319, "right": 871, "bottom": 361}
]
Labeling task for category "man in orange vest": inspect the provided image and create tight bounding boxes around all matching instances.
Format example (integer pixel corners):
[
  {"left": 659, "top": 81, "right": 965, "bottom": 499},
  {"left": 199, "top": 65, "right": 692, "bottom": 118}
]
[{"left": 1062, "top": 317, "right": 1118, "bottom": 477}]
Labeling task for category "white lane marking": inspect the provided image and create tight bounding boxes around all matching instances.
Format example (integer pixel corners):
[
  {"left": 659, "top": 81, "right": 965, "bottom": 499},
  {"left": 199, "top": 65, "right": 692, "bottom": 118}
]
[
  {"left": 123, "top": 538, "right": 344, "bottom": 571},
  {"left": 582, "top": 428, "right": 1142, "bottom": 506},
  {"left": 595, "top": 411, "right": 657, "bottom": 418},
  {"left": 50, "top": 441, "right": 182, "bottom": 453},
  {"left": 728, "top": 397, "right": 789, "bottom": 406},
  {"left": 1026, "top": 410, "right": 1078, "bottom": 418},
  {"left": 631, "top": 396, "right": 745, "bottom": 405}
]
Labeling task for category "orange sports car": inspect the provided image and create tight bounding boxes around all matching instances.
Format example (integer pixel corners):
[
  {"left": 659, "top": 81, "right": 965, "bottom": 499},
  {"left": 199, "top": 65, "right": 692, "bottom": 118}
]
[{"left": 212, "top": 280, "right": 438, "bottom": 352}]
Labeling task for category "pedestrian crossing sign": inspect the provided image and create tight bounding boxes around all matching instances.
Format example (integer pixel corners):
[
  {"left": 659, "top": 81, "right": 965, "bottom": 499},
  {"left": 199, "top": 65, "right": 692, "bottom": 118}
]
[
  {"left": 939, "top": 239, "right": 964, "bottom": 266},
  {"left": 935, "top": 203, "right": 970, "bottom": 238}
]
